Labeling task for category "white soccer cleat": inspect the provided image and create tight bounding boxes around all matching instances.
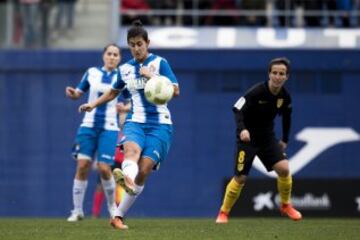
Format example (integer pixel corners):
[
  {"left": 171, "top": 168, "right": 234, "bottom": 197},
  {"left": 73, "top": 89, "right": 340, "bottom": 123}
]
[
  {"left": 113, "top": 168, "right": 136, "bottom": 196},
  {"left": 67, "top": 210, "right": 84, "bottom": 222}
]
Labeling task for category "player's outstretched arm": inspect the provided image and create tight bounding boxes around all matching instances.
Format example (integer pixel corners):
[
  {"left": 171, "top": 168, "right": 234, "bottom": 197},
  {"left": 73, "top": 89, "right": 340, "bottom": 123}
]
[
  {"left": 79, "top": 89, "right": 120, "bottom": 112},
  {"left": 65, "top": 86, "right": 82, "bottom": 100}
]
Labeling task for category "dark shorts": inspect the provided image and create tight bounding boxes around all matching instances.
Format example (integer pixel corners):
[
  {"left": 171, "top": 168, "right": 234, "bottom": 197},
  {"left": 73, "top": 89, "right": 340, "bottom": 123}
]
[{"left": 234, "top": 136, "right": 286, "bottom": 176}]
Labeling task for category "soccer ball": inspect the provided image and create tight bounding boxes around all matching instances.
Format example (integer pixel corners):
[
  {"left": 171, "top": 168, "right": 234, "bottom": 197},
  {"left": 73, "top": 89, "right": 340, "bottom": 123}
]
[{"left": 144, "top": 76, "right": 174, "bottom": 105}]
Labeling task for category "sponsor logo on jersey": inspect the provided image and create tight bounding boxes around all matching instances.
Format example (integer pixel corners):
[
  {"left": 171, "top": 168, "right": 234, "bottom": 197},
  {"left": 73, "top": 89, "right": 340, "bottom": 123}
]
[
  {"left": 126, "top": 77, "right": 147, "bottom": 90},
  {"left": 149, "top": 64, "right": 156, "bottom": 73}
]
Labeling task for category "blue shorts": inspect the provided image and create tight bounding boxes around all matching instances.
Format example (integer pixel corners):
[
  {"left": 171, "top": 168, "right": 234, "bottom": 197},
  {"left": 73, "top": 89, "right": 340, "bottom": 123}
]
[
  {"left": 73, "top": 127, "right": 118, "bottom": 165},
  {"left": 121, "top": 122, "right": 173, "bottom": 164}
]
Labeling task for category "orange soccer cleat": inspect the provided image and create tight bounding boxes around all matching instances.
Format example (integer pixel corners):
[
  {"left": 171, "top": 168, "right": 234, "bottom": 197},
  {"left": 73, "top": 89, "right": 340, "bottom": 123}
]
[
  {"left": 110, "top": 216, "right": 129, "bottom": 230},
  {"left": 215, "top": 211, "right": 229, "bottom": 224},
  {"left": 280, "top": 203, "right": 302, "bottom": 221}
]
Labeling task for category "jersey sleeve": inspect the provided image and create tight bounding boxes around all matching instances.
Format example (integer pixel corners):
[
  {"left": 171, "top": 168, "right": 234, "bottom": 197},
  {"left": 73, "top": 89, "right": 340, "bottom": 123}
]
[
  {"left": 232, "top": 87, "right": 257, "bottom": 131},
  {"left": 233, "top": 97, "right": 246, "bottom": 131},
  {"left": 76, "top": 70, "right": 90, "bottom": 93},
  {"left": 112, "top": 71, "right": 126, "bottom": 91},
  {"left": 159, "top": 58, "right": 178, "bottom": 85}
]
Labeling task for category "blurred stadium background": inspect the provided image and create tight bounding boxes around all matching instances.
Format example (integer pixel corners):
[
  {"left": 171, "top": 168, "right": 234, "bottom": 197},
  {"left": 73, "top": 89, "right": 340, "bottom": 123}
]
[{"left": 0, "top": 0, "right": 360, "bottom": 220}]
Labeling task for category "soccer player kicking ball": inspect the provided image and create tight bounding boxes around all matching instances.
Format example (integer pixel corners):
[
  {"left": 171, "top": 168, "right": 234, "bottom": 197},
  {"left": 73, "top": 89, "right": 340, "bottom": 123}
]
[
  {"left": 216, "top": 57, "right": 302, "bottom": 223},
  {"left": 79, "top": 20, "right": 179, "bottom": 230}
]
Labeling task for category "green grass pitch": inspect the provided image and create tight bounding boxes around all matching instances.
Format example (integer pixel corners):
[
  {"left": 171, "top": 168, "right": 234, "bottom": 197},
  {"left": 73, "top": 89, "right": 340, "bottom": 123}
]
[{"left": 0, "top": 218, "right": 359, "bottom": 240}]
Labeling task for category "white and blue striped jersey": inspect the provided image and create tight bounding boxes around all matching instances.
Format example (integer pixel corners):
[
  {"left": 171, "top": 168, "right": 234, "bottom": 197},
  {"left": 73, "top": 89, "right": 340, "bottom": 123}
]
[
  {"left": 112, "top": 53, "right": 178, "bottom": 125},
  {"left": 76, "top": 67, "right": 125, "bottom": 131}
]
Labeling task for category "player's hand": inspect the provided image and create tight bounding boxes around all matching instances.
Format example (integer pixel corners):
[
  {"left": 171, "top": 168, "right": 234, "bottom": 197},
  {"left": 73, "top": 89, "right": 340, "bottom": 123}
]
[
  {"left": 139, "top": 66, "right": 154, "bottom": 79},
  {"left": 240, "top": 129, "right": 251, "bottom": 142},
  {"left": 65, "top": 86, "right": 79, "bottom": 100},
  {"left": 79, "top": 103, "right": 94, "bottom": 112},
  {"left": 116, "top": 102, "right": 128, "bottom": 113},
  {"left": 279, "top": 140, "right": 287, "bottom": 150}
]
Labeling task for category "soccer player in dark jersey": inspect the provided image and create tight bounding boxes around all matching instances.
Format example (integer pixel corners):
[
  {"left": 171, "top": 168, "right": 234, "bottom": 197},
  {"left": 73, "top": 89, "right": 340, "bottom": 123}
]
[{"left": 216, "top": 57, "right": 302, "bottom": 223}]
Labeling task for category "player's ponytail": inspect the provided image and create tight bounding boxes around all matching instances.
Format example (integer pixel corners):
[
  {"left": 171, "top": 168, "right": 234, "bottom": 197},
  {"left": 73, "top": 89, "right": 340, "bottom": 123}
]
[
  {"left": 132, "top": 19, "right": 143, "bottom": 27},
  {"left": 127, "top": 19, "right": 149, "bottom": 42}
]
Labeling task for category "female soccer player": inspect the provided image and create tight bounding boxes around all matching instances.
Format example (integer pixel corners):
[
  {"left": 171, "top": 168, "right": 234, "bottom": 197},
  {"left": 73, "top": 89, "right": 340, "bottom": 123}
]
[
  {"left": 65, "top": 43, "right": 123, "bottom": 221},
  {"left": 91, "top": 102, "right": 130, "bottom": 218},
  {"left": 216, "top": 57, "right": 302, "bottom": 223},
  {"left": 79, "top": 20, "right": 180, "bottom": 229}
]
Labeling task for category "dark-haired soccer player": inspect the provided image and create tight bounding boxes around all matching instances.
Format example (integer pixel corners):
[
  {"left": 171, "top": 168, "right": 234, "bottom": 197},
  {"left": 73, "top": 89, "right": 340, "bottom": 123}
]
[
  {"left": 79, "top": 20, "right": 179, "bottom": 230},
  {"left": 216, "top": 57, "right": 302, "bottom": 223}
]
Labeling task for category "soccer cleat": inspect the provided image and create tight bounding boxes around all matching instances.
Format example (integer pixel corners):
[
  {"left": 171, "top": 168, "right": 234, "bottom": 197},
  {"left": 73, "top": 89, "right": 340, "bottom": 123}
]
[
  {"left": 67, "top": 211, "right": 84, "bottom": 222},
  {"left": 280, "top": 203, "right": 302, "bottom": 221},
  {"left": 113, "top": 168, "right": 136, "bottom": 195},
  {"left": 215, "top": 211, "right": 229, "bottom": 224},
  {"left": 110, "top": 216, "right": 129, "bottom": 230}
]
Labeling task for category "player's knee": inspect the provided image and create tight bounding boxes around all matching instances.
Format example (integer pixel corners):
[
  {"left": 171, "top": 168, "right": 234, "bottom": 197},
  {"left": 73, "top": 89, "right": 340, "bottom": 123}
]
[
  {"left": 124, "top": 148, "right": 141, "bottom": 159},
  {"left": 276, "top": 168, "right": 290, "bottom": 177},
  {"left": 76, "top": 165, "right": 90, "bottom": 179},
  {"left": 97, "top": 164, "right": 112, "bottom": 179},
  {"left": 123, "top": 142, "right": 141, "bottom": 158},
  {"left": 234, "top": 175, "right": 247, "bottom": 184},
  {"left": 273, "top": 160, "right": 290, "bottom": 177}
]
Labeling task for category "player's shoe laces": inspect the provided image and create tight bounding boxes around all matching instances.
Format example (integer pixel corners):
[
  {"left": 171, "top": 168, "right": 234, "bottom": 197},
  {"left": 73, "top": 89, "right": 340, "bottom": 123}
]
[
  {"left": 280, "top": 203, "right": 302, "bottom": 221},
  {"left": 113, "top": 168, "right": 136, "bottom": 196},
  {"left": 67, "top": 210, "right": 84, "bottom": 222},
  {"left": 110, "top": 216, "right": 129, "bottom": 230},
  {"left": 215, "top": 211, "right": 229, "bottom": 224}
]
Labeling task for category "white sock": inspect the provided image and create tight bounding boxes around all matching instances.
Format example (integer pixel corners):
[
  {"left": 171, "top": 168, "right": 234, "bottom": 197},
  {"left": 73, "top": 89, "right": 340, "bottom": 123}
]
[
  {"left": 115, "top": 184, "right": 144, "bottom": 217},
  {"left": 101, "top": 177, "right": 116, "bottom": 216},
  {"left": 122, "top": 160, "right": 139, "bottom": 181},
  {"left": 72, "top": 179, "right": 88, "bottom": 214}
]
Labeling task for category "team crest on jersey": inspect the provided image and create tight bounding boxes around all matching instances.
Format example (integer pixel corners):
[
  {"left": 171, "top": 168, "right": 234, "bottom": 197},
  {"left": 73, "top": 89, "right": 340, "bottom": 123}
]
[
  {"left": 277, "top": 98, "right": 284, "bottom": 108},
  {"left": 149, "top": 64, "right": 156, "bottom": 73}
]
